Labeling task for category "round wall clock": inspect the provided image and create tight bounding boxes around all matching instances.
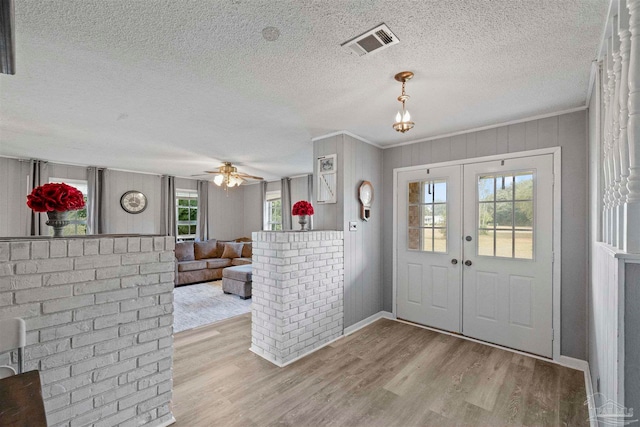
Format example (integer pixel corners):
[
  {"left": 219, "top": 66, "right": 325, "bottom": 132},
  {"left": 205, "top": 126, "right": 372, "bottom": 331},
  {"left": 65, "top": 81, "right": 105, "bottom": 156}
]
[
  {"left": 358, "top": 181, "right": 374, "bottom": 221},
  {"left": 120, "top": 191, "right": 147, "bottom": 214}
]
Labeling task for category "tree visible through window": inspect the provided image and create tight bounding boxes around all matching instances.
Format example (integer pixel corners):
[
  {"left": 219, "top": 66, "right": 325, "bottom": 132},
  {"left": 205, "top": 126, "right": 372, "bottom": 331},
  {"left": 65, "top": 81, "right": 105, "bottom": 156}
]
[
  {"left": 48, "top": 178, "right": 87, "bottom": 236},
  {"left": 265, "top": 190, "right": 282, "bottom": 231},
  {"left": 176, "top": 190, "right": 198, "bottom": 240}
]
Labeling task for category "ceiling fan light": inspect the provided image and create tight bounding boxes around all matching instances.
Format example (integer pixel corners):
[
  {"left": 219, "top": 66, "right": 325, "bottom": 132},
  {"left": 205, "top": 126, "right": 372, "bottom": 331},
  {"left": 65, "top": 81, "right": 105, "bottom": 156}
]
[
  {"left": 229, "top": 175, "right": 244, "bottom": 187},
  {"left": 403, "top": 110, "right": 411, "bottom": 122},
  {"left": 213, "top": 175, "right": 224, "bottom": 186},
  {"left": 395, "top": 111, "right": 402, "bottom": 122}
]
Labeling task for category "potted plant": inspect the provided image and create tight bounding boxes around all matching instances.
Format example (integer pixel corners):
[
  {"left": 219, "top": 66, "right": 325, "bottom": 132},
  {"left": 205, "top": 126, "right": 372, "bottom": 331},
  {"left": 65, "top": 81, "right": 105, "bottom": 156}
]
[
  {"left": 291, "top": 200, "right": 314, "bottom": 231},
  {"left": 27, "top": 183, "right": 85, "bottom": 237}
]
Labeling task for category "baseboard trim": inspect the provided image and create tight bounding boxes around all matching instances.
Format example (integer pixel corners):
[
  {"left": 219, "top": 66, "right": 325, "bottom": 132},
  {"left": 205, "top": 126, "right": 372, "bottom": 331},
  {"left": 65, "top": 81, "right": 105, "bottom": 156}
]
[
  {"left": 249, "top": 333, "right": 344, "bottom": 368},
  {"left": 344, "top": 311, "right": 395, "bottom": 336},
  {"left": 157, "top": 416, "right": 176, "bottom": 427},
  {"left": 557, "top": 355, "right": 590, "bottom": 372}
]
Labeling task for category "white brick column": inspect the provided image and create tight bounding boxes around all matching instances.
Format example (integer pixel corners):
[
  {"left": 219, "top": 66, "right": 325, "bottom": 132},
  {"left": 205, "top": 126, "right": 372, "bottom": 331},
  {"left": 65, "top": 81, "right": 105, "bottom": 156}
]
[
  {"left": 0, "top": 235, "right": 175, "bottom": 427},
  {"left": 250, "top": 231, "right": 344, "bottom": 366}
]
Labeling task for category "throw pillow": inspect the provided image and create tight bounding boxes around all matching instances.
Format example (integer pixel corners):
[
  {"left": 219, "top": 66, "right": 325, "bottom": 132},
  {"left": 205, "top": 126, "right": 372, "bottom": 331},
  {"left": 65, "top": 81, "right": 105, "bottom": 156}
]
[
  {"left": 194, "top": 239, "right": 217, "bottom": 259},
  {"left": 241, "top": 242, "right": 252, "bottom": 258},
  {"left": 221, "top": 242, "right": 243, "bottom": 259},
  {"left": 216, "top": 241, "right": 230, "bottom": 258},
  {"left": 174, "top": 242, "right": 195, "bottom": 261}
]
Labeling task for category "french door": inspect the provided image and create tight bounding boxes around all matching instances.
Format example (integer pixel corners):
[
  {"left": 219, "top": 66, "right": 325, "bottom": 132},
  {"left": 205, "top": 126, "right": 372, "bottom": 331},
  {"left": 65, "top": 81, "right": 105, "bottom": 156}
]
[
  {"left": 397, "top": 154, "right": 554, "bottom": 357},
  {"left": 397, "top": 165, "right": 462, "bottom": 333}
]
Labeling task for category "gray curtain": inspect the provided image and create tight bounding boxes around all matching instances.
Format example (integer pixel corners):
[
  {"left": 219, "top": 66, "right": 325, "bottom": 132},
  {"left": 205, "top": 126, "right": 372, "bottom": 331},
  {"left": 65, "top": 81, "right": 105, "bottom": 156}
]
[
  {"left": 160, "top": 175, "right": 176, "bottom": 236},
  {"left": 307, "top": 174, "right": 314, "bottom": 231},
  {"left": 196, "top": 180, "right": 209, "bottom": 241},
  {"left": 261, "top": 181, "right": 267, "bottom": 230},
  {"left": 28, "top": 160, "right": 49, "bottom": 236},
  {"left": 86, "top": 167, "right": 108, "bottom": 234},
  {"left": 281, "top": 177, "right": 292, "bottom": 230}
]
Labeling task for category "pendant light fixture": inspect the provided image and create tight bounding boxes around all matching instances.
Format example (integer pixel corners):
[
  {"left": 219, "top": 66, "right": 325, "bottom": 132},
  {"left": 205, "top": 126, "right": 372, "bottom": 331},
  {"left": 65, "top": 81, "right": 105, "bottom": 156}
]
[{"left": 392, "top": 71, "right": 415, "bottom": 133}]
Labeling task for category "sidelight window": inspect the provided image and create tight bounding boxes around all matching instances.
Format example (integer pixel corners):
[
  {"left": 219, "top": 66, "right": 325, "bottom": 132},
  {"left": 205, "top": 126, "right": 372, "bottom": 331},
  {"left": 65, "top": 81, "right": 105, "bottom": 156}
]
[{"left": 407, "top": 179, "right": 447, "bottom": 253}]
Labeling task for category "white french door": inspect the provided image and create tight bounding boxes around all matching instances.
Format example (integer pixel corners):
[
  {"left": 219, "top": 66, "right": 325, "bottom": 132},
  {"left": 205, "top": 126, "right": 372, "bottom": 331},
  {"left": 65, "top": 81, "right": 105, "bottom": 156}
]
[
  {"left": 396, "top": 154, "right": 555, "bottom": 358},
  {"left": 397, "top": 166, "right": 462, "bottom": 333}
]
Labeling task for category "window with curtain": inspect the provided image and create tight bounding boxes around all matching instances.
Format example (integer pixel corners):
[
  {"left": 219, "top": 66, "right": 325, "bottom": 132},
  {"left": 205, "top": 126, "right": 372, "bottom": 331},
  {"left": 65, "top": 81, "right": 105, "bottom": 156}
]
[
  {"left": 265, "top": 190, "right": 282, "bottom": 231},
  {"left": 48, "top": 178, "right": 88, "bottom": 236},
  {"left": 176, "top": 189, "right": 198, "bottom": 241}
]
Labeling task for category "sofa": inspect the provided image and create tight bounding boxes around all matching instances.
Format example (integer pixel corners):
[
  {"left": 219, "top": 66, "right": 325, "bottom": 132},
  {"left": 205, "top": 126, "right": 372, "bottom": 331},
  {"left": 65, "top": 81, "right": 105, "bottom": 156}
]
[{"left": 174, "top": 239, "right": 252, "bottom": 286}]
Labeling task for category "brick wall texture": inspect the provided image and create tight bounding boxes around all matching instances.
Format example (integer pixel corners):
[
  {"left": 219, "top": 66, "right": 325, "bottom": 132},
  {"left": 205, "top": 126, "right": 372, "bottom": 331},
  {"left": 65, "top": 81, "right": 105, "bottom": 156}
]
[
  {"left": 0, "top": 236, "right": 175, "bottom": 427},
  {"left": 251, "top": 231, "right": 344, "bottom": 365}
]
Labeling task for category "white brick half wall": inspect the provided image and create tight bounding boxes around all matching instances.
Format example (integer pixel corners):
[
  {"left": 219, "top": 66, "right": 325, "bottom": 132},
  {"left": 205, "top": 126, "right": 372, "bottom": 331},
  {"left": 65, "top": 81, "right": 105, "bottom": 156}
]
[
  {"left": 251, "top": 231, "right": 344, "bottom": 366},
  {"left": 0, "top": 235, "right": 175, "bottom": 427}
]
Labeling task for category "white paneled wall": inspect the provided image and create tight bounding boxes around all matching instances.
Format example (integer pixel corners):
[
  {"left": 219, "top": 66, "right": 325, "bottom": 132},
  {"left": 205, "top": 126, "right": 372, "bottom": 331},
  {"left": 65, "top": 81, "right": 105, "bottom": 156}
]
[{"left": 591, "top": 243, "right": 625, "bottom": 406}]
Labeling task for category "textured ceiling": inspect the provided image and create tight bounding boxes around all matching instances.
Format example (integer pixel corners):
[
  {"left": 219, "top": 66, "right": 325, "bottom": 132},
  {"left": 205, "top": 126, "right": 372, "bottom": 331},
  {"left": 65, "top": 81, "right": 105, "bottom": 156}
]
[{"left": 0, "top": 0, "right": 608, "bottom": 180}]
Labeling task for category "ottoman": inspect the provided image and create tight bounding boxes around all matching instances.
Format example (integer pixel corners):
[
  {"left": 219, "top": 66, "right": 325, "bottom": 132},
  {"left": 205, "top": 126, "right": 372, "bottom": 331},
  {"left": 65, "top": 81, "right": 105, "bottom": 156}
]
[{"left": 222, "top": 264, "right": 252, "bottom": 299}]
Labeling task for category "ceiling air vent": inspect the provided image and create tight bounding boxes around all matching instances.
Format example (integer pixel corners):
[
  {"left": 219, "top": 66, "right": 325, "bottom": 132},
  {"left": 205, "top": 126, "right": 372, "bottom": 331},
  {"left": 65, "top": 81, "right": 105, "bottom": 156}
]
[{"left": 341, "top": 23, "right": 399, "bottom": 57}]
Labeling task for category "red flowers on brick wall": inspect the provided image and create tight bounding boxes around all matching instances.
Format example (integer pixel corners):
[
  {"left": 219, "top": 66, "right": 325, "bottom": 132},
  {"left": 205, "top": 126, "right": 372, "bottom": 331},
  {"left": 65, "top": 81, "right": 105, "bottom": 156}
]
[
  {"left": 291, "top": 200, "right": 314, "bottom": 216},
  {"left": 27, "top": 183, "right": 86, "bottom": 212}
]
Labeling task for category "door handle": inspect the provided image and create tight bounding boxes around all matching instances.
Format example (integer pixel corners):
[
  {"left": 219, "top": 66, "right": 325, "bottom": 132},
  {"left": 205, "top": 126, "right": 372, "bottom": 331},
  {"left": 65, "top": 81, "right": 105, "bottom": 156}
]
[
  {"left": 451, "top": 259, "right": 458, "bottom": 265},
  {"left": 464, "top": 260, "right": 472, "bottom": 266}
]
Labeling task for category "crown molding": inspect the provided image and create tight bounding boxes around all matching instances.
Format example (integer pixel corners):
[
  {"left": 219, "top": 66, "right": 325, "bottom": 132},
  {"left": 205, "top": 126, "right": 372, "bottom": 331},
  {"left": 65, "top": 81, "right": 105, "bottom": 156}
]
[
  {"left": 311, "top": 131, "right": 383, "bottom": 149},
  {"left": 313, "top": 107, "right": 589, "bottom": 151},
  {"left": 382, "top": 106, "right": 588, "bottom": 149}
]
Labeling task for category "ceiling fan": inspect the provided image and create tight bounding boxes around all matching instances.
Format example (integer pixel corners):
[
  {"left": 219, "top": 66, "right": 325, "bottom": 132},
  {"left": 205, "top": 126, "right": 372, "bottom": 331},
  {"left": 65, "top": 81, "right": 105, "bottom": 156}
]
[{"left": 201, "top": 162, "right": 263, "bottom": 188}]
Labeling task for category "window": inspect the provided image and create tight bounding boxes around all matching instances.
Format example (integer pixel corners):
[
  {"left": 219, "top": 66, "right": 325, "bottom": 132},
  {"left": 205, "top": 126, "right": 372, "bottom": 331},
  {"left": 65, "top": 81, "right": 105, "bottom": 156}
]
[
  {"left": 176, "top": 189, "right": 198, "bottom": 241},
  {"left": 265, "top": 190, "right": 282, "bottom": 231},
  {"left": 477, "top": 172, "right": 534, "bottom": 259},
  {"left": 48, "top": 178, "right": 87, "bottom": 236},
  {"left": 407, "top": 179, "right": 447, "bottom": 253}
]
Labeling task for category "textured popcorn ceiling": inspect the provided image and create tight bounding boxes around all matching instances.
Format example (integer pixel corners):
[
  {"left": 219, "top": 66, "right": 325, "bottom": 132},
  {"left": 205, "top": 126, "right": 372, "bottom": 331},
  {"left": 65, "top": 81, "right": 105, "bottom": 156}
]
[{"left": 0, "top": 0, "right": 608, "bottom": 179}]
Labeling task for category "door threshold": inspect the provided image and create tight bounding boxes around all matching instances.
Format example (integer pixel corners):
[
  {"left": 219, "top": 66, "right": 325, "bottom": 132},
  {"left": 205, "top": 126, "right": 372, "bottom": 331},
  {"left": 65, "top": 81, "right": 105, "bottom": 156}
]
[{"left": 394, "top": 317, "right": 553, "bottom": 362}]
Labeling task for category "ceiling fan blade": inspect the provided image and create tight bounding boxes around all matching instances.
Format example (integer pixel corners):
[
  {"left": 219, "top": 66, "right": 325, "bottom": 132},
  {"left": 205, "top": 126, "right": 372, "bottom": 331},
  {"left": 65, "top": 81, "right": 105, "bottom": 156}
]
[
  {"left": 203, "top": 170, "right": 223, "bottom": 174},
  {"left": 235, "top": 173, "right": 263, "bottom": 180}
]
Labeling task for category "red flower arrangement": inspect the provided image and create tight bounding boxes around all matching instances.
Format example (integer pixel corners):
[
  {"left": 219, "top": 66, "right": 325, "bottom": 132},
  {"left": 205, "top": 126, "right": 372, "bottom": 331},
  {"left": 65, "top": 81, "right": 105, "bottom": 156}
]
[
  {"left": 292, "top": 200, "right": 314, "bottom": 216},
  {"left": 27, "top": 183, "right": 85, "bottom": 213}
]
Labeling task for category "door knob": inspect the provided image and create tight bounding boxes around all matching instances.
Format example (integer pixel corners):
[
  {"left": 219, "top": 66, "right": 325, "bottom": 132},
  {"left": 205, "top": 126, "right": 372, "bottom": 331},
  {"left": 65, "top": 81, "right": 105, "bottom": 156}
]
[
  {"left": 451, "top": 259, "right": 458, "bottom": 265},
  {"left": 465, "top": 236, "right": 472, "bottom": 242},
  {"left": 464, "top": 260, "right": 472, "bottom": 266}
]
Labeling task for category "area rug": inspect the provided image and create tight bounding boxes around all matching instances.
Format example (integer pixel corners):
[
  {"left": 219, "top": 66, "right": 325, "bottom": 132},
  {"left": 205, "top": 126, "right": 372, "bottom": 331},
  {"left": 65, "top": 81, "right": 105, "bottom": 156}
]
[{"left": 173, "top": 280, "right": 252, "bottom": 333}]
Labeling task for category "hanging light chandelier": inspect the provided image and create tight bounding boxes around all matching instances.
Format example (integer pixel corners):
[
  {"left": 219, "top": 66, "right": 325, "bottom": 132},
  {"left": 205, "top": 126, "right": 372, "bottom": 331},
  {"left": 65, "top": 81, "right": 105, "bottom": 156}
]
[{"left": 392, "top": 71, "right": 415, "bottom": 133}]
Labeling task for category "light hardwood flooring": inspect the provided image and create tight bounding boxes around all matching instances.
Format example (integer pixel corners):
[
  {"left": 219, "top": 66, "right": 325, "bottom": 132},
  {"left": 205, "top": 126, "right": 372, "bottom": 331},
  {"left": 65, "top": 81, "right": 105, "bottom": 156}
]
[{"left": 172, "top": 313, "right": 589, "bottom": 426}]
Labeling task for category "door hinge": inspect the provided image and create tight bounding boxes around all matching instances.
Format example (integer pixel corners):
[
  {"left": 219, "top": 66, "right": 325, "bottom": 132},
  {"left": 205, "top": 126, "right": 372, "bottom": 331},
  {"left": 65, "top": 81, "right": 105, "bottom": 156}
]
[
  {"left": 552, "top": 252, "right": 555, "bottom": 263},
  {"left": 551, "top": 328, "right": 555, "bottom": 341}
]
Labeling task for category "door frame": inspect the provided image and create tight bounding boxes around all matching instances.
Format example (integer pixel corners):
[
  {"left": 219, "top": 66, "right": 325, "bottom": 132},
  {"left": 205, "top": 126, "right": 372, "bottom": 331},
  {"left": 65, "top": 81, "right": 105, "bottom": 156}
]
[{"left": 393, "top": 147, "right": 562, "bottom": 361}]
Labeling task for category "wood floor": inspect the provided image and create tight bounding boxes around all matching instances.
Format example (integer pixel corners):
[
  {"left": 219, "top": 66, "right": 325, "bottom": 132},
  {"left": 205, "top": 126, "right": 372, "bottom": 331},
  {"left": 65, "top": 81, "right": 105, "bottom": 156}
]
[{"left": 172, "top": 314, "right": 589, "bottom": 427}]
